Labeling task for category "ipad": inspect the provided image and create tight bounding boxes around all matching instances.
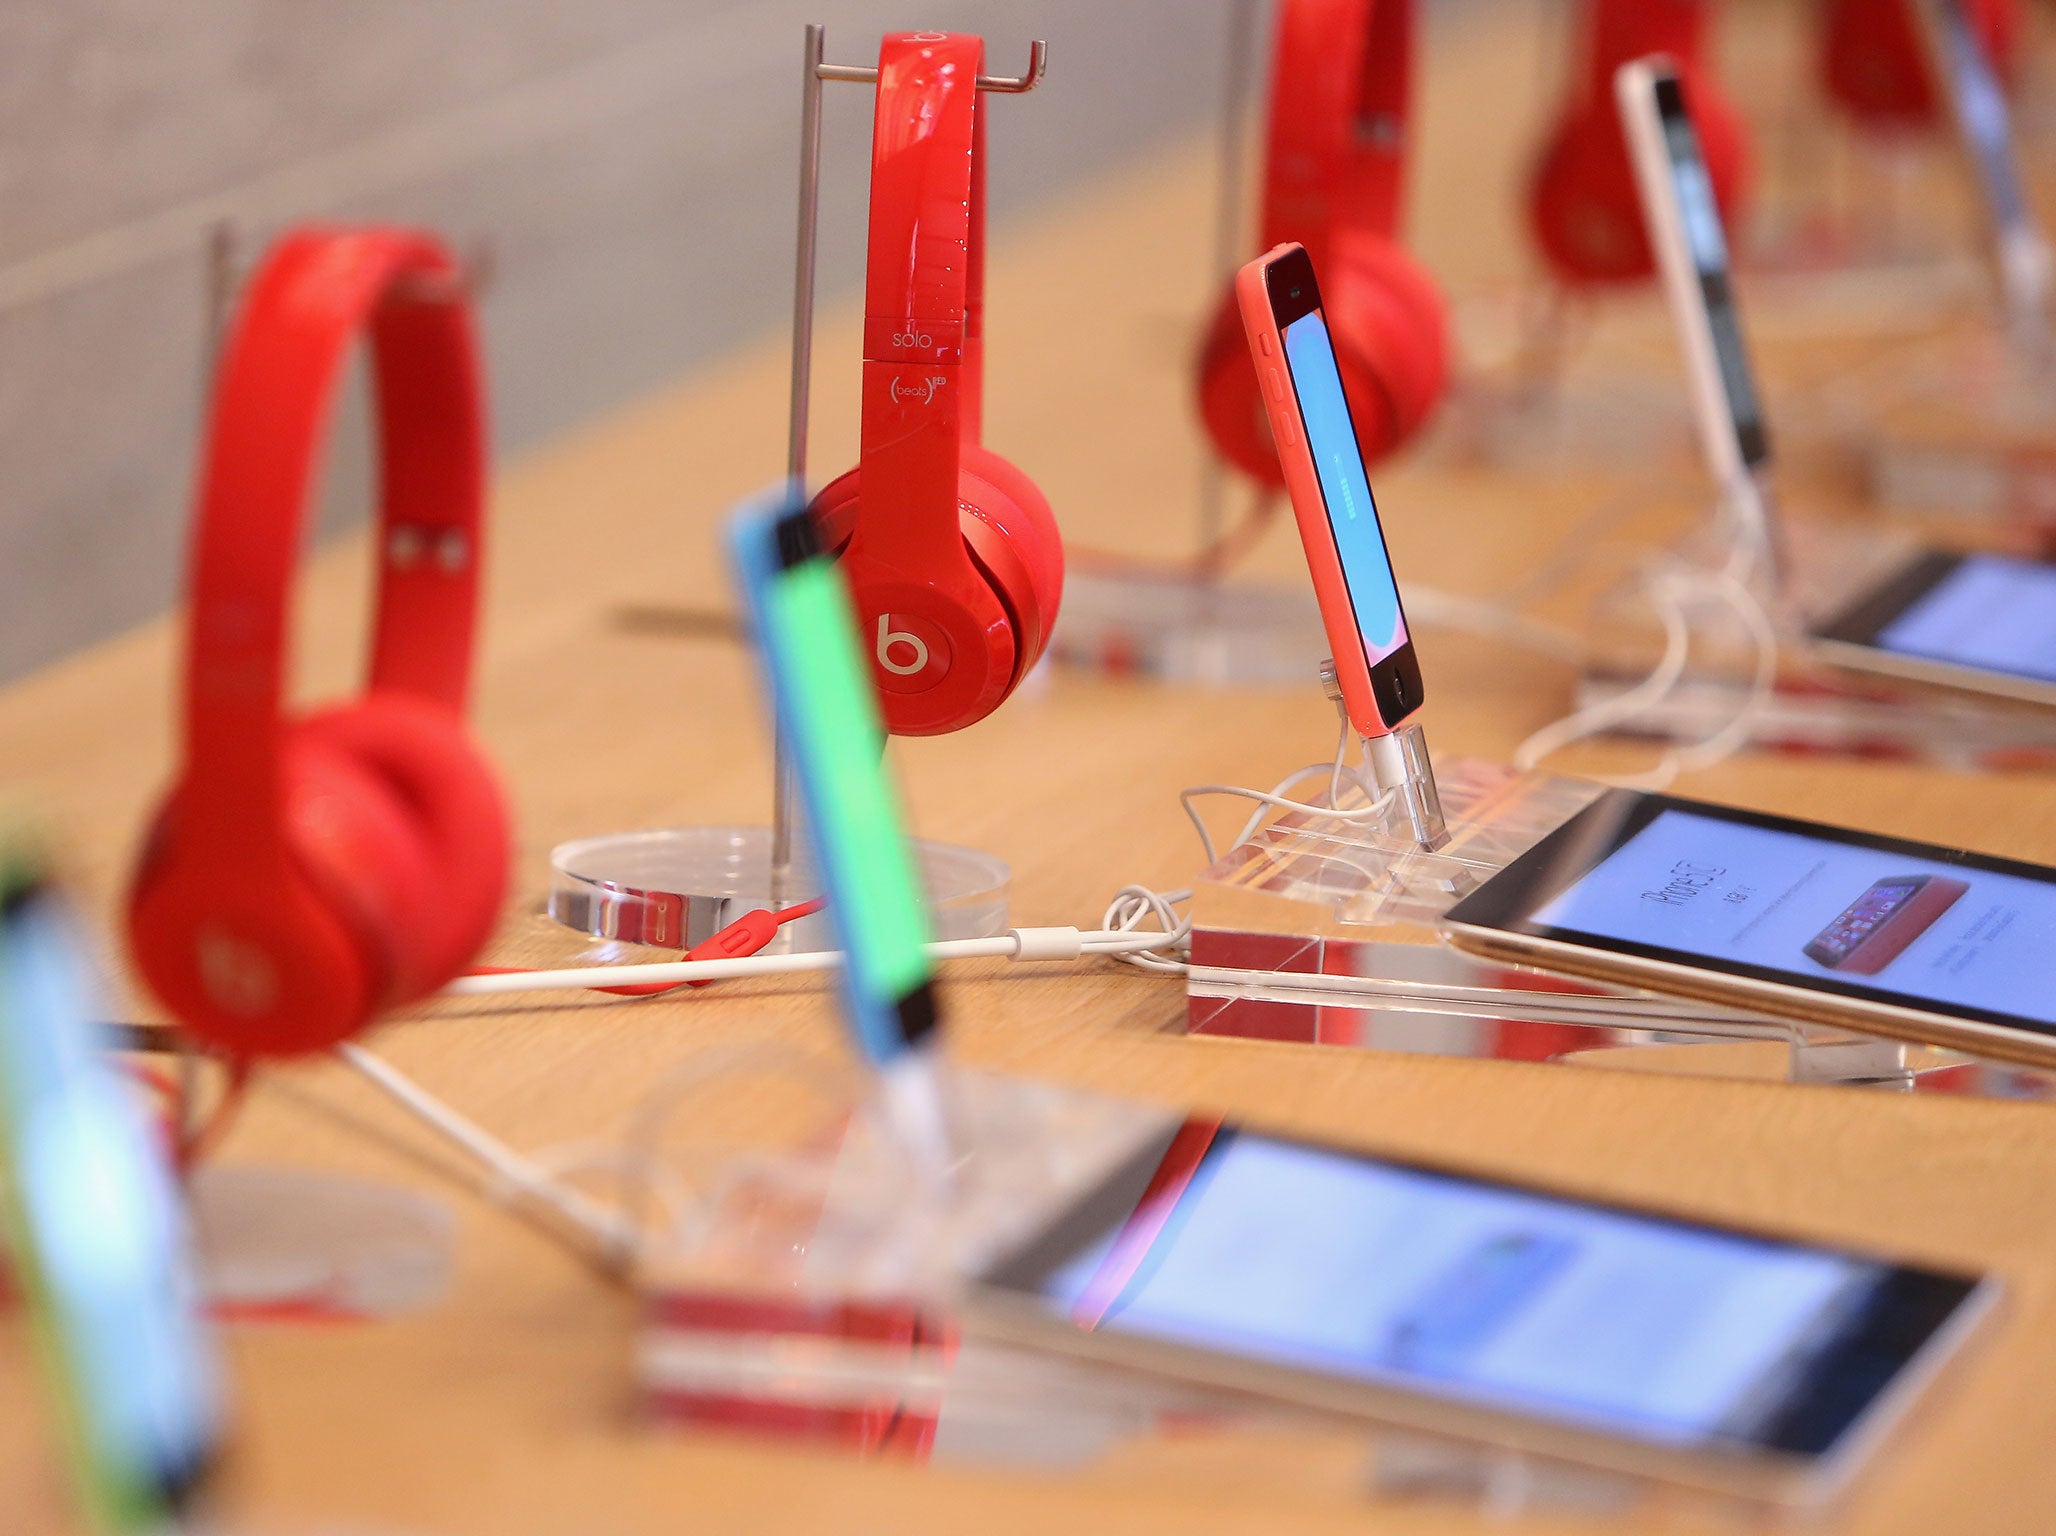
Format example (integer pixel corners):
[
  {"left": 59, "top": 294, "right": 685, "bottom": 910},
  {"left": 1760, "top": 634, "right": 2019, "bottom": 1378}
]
[
  {"left": 1812, "top": 549, "right": 2056, "bottom": 707},
  {"left": 1441, "top": 788, "right": 2056, "bottom": 1068},
  {"left": 969, "top": 1115, "right": 1993, "bottom": 1504}
]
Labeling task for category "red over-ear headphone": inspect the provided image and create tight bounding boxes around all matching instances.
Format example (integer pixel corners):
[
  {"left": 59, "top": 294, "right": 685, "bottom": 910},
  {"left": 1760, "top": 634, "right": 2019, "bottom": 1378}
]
[
  {"left": 128, "top": 227, "right": 509, "bottom": 1059},
  {"left": 1198, "top": 0, "right": 1447, "bottom": 486},
  {"left": 1821, "top": 0, "right": 2019, "bottom": 129},
  {"left": 809, "top": 31, "right": 1062, "bottom": 737},
  {"left": 1529, "top": 0, "right": 1751, "bottom": 285}
]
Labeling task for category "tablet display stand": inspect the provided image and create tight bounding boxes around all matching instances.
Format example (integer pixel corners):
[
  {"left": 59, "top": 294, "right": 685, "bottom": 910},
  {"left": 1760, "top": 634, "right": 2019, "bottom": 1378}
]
[
  {"left": 1051, "top": 0, "right": 1332, "bottom": 689},
  {"left": 1573, "top": 509, "right": 2056, "bottom": 768},
  {"left": 192, "top": 1164, "right": 455, "bottom": 1322},
  {"left": 543, "top": 25, "right": 1049, "bottom": 945},
  {"left": 633, "top": 1061, "right": 1686, "bottom": 1516},
  {"left": 1855, "top": 326, "right": 2056, "bottom": 535},
  {"left": 1747, "top": 109, "right": 1970, "bottom": 278},
  {"left": 1184, "top": 749, "right": 2055, "bottom": 1099}
]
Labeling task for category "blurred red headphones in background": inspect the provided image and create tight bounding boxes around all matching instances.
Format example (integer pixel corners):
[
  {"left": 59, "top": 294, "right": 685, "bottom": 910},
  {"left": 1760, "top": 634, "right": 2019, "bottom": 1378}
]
[
  {"left": 1820, "top": 0, "right": 2019, "bottom": 129},
  {"left": 128, "top": 227, "right": 509, "bottom": 1059},
  {"left": 1199, "top": 0, "right": 1447, "bottom": 486},
  {"left": 810, "top": 31, "right": 1063, "bottom": 737},
  {"left": 1529, "top": 0, "right": 1752, "bottom": 285}
]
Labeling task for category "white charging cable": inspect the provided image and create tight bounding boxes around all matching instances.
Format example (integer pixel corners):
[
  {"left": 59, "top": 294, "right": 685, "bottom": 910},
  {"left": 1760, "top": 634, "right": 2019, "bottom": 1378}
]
[
  {"left": 1509, "top": 556, "right": 1779, "bottom": 790},
  {"left": 440, "top": 923, "right": 1174, "bottom": 999}
]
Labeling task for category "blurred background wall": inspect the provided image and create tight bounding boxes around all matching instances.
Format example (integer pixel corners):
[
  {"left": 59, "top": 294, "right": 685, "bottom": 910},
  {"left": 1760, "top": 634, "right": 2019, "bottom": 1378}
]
[{"left": 0, "top": 0, "right": 1301, "bottom": 682}]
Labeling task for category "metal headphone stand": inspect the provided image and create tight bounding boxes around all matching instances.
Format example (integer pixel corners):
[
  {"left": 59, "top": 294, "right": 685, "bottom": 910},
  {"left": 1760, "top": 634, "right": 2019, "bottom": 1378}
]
[
  {"left": 771, "top": 23, "right": 1048, "bottom": 906},
  {"left": 545, "top": 27, "right": 1044, "bottom": 956}
]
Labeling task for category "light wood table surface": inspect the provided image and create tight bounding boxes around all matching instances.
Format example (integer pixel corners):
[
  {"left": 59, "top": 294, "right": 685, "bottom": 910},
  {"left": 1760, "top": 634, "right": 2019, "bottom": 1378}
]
[{"left": 8, "top": 7, "right": 2056, "bottom": 1534}]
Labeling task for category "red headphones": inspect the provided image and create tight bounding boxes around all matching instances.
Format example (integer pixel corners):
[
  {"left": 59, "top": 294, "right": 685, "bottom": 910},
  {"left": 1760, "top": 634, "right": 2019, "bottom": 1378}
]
[
  {"left": 1821, "top": 0, "right": 2019, "bottom": 129},
  {"left": 1198, "top": 0, "right": 1447, "bottom": 486},
  {"left": 1529, "top": 0, "right": 1751, "bottom": 285},
  {"left": 809, "top": 32, "right": 1063, "bottom": 737},
  {"left": 127, "top": 227, "right": 509, "bottom": 1059}
]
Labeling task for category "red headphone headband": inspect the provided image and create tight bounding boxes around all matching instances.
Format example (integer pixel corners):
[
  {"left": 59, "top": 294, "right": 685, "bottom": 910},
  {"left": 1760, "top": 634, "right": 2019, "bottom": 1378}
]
[
  {"left": 848, "top": 31, "right": 988, "bottom": 581},
  {"left": 1579, "top": 0, "right": 1706, "bottom": 99},
  {"left": 182, "top": 227, "right": 485, "bottom": 854},
  {"left": 1261, "top": 0, "right": 1414, "bottom": 257}
]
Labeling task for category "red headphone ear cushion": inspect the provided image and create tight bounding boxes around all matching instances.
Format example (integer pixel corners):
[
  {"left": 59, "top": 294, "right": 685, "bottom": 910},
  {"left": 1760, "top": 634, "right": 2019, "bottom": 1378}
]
[
  {"left": 295, "top": 697, "right": 509, "bottom": 1000},
  {"left": 808, "top": 453, "right": 1061, "bottom": 704},
  {"left": 1197, "top": 290, "right": 1282, "bottom": 487},
  {"left": 1324, "top": 234, "right": 1449, "bottom": 457},
  {"left": 126, "top": 749, "right": 394, "bottom": 1059},
  {"left": 809, "top": 468, "right": 860, "bottom": 556},
  {"left": 1529, "top": 83, "right": 1751, "bottom": 286},
  {"left": 960, "top": 445, "right": 1062, "bottom": 674}
]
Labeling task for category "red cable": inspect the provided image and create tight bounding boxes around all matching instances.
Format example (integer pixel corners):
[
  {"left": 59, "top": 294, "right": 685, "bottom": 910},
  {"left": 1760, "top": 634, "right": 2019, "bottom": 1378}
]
[{"left": 466, "top": 898, "right": 828, "bottom": 998}]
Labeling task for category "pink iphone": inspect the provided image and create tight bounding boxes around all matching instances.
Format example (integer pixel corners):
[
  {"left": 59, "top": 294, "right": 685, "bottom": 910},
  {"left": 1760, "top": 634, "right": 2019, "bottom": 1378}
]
[{"left": 1236, "top": 242, "right": 1424, "bottom": 739}]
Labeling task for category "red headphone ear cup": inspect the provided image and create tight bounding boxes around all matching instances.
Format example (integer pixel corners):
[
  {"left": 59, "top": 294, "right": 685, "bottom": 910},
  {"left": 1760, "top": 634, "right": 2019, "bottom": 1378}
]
[
  {"left": 1530, "top": 82, "right": 1750, "bottom": 286},
  {"left": 1324, "top": 235, "right": 1449, "bottom": 456},
  {"left": 127, "top": 747, "right": 397, "bottom": 1059},
  {"left": 959, "top": 445, "right": 1062, "bottom": 674},
  {"left": 808, "top": 453, "right": 1059, "bottom": 727},
  {"left": 1197, "top": 289, "right": 1282, "bottom": 487},
  {"left": 809, "top": 469, "right": 859, "bottom": 557},
  {"left": 1528, "top": 107, "right": 1648, "bottom": 283},
  {"left": 1196, "top": 239, "right": 1447, "bottom": 481},
  {"left": 294, "top": 697, "right": 509, "bottom": 999},
  {"left": 1821, "top": 0, "right": 2019, "bottom": 123}
]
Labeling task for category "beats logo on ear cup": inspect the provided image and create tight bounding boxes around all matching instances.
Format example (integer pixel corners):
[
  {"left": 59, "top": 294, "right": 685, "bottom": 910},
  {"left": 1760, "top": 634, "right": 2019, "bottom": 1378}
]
[
  {"left": 1529, "top": 0, "right": 1751, "bottom": 286},
  {"left": 1198, "top": 0, "right": 1448, "bottom": 486},
  {"left": 808, "top": 33, "right": 1062, "bottom": 737},
  {"left": 126, "top": 227, "right": 510, "bottom": 1059}
]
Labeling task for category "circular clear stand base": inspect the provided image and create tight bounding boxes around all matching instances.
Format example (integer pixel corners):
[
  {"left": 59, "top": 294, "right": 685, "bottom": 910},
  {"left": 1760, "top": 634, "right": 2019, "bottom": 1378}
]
[
  {"left": 1049, "top": 568, "right": 1328, "bottom": 686},
  {"left": 191, "top": 1165, "right": 454, "bottom": 1320},
  {"left": 548, "top": 826, "right": 1008, "bottom": 952}
]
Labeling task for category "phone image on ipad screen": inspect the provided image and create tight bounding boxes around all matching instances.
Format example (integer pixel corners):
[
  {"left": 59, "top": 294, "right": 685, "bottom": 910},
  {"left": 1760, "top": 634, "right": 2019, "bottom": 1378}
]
[{"left": 1619, "top": 57, "right": 2056, "bottom": 711}]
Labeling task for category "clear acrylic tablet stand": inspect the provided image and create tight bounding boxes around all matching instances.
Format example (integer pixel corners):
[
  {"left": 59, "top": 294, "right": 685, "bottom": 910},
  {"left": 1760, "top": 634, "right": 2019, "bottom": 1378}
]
[
  {"left": 1572, "top": 496, "right": 2056, "bottom": 768},
  {"left": 631, "top": 1058, "right": 1685, "bottom": 1516},
  {"left": 190, "top": 1164, "right": 455, "bottom": 1321},
  {"left": 1855, "top": 325, "right": 2056, "bottom": 534},
  {"left": 1184, "top": 748, "right": 2055, "bottom": 1097}
]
